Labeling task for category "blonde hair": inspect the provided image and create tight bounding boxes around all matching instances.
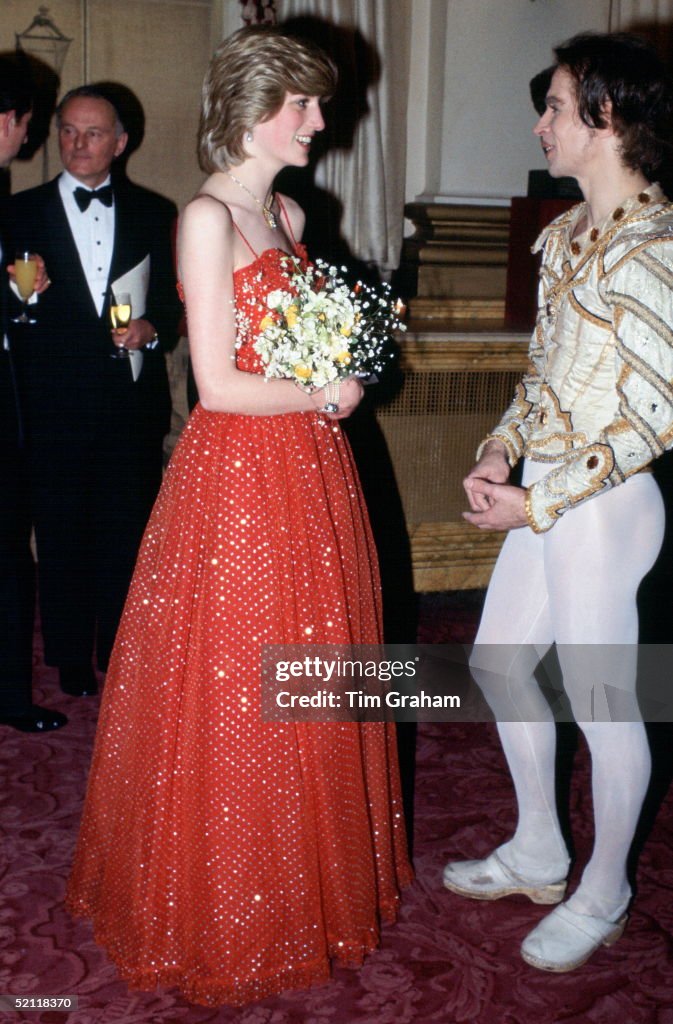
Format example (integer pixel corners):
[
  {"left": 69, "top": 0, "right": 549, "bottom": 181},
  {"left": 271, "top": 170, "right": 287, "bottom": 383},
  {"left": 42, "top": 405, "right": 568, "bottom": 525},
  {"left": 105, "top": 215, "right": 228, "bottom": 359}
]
[{"left": 198, "top": 26, "right": 337, "bottom": 172}]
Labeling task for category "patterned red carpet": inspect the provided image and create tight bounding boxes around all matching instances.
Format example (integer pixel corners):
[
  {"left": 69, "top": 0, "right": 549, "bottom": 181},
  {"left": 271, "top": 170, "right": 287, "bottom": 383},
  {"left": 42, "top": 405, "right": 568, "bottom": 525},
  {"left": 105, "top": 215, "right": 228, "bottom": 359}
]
[{"left": 1, "top": 592, "right": 672, "bottom": 1024}]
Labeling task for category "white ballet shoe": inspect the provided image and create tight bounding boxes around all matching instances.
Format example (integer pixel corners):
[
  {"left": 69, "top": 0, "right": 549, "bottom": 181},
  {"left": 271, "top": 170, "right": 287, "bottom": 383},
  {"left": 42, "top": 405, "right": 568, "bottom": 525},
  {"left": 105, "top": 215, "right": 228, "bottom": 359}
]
[
  {"left": 521, "top": 903, "right": 628, "bottom": 972},
  {"left": 442, "top": 850, "right": 567, "bottom": 905}
]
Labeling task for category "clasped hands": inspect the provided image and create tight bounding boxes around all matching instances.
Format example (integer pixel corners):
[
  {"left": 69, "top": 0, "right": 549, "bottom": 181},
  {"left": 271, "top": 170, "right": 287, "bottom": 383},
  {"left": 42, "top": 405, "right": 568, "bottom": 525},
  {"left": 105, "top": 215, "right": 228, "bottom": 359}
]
[{"left": 463, "top": 440, "right": 528, "bottom": 531}]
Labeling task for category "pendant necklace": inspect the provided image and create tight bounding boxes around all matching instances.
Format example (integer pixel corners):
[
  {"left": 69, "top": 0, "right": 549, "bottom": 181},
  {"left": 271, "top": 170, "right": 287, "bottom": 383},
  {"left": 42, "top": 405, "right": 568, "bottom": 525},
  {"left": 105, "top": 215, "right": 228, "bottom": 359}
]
[{"left": 227, "top": 171, "right": 277, "bottom": 230}]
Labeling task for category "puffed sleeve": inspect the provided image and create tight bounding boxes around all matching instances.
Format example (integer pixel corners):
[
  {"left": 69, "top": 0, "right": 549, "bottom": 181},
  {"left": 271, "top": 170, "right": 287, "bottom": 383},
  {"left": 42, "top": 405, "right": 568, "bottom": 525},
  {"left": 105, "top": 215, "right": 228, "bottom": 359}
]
[
  {"left": 525, "top": 237, "right": 673, "bottom": 532},
  {"left": 476, "top": 222, "right": 567, "bottom": 466},
  {"left": 477, "top": 316, "right": 545, "bottom": 466}
]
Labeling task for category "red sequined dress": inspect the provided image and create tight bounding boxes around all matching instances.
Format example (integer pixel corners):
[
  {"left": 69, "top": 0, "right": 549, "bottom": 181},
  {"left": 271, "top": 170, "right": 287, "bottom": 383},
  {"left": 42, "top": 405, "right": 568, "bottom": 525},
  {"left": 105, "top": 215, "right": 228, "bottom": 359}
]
[{"left": 66, "top": 214, "right": 413, "bottom": 1007}]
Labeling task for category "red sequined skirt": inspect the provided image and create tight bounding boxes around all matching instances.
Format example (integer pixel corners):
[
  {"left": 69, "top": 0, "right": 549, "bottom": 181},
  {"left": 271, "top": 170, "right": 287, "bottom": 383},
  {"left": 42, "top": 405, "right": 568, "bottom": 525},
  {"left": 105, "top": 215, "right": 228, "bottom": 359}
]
[{"left": 66, "top": 404, "right": 412, "bottom": 1006}]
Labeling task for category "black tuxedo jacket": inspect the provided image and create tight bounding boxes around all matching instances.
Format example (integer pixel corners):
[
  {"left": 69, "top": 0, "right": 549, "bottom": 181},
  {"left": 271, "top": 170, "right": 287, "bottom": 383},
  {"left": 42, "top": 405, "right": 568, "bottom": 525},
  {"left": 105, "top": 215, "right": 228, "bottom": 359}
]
[
  {"left": 6, "top": 175, "right": 181, "bottom": 445},
  {"left": 0, "top": 198, "right": 22, "bottom": 451}
]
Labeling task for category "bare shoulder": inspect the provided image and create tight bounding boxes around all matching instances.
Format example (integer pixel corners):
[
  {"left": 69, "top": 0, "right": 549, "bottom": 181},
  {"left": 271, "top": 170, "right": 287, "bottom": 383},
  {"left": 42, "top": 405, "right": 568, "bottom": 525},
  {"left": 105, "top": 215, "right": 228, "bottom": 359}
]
[
  {"left": 277, "top": 192, "right": 306, "bottom": 239},
  {"left": 179, "top": 192, "right": 235, "bottom": 243},
  {"left": 177, "top": 194, "right": 237, "bottom": 285}
]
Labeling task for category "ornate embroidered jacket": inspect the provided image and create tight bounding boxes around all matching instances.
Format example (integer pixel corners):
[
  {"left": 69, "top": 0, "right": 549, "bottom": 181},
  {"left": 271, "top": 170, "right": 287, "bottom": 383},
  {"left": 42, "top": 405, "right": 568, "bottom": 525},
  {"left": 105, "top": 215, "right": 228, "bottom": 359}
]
[{"left": 480, "top": 184, "right": 673, "bottom": 532}]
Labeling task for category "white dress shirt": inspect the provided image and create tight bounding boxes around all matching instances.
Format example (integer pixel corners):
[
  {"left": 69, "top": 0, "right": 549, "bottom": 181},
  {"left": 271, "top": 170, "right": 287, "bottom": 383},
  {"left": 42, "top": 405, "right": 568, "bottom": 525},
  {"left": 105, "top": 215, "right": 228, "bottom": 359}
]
[{"left": 59, "top": 170, "right": 114, "bottom": 316}]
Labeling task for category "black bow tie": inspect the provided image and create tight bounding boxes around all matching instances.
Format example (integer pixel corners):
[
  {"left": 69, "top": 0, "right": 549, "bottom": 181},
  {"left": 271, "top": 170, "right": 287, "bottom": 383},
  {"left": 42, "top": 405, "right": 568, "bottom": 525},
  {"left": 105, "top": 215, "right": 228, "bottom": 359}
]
[{"left": 73, "top": 185, "right": 114, "bottom": 212}]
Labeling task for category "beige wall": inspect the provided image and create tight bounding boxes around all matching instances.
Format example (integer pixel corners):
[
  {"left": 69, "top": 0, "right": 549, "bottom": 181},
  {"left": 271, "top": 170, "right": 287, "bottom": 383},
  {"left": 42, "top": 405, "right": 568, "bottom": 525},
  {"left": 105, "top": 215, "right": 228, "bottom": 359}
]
[{"left": 2, "top": 0, "right": 222, "bottom": 209}]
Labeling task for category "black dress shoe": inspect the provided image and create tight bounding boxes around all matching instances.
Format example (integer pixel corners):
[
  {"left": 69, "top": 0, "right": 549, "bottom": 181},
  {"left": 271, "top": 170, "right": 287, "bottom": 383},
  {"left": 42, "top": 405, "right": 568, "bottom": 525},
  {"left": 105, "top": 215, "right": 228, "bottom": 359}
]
[
  {"left": 0, "top": 704, "right": 68, "bottom": 732},
  {"left": 59, "top": 665, "right": 98, "bottom": 697}
]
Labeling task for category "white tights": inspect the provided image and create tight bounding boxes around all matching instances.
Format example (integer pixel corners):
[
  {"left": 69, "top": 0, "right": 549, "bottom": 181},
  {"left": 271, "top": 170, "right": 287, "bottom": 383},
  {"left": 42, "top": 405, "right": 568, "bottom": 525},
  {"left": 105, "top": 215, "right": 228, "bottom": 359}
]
[{"left": 470, "top": 461, "right": 665, "bottom": 921}]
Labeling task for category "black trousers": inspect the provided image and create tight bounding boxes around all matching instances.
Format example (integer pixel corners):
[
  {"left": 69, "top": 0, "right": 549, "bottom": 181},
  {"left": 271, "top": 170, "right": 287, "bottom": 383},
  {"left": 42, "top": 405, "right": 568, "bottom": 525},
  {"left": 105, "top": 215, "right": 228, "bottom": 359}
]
[
  {"left": 29, "top": 433, "right": 163, "bottom": 671},
  {"left": 0, "top": 360, "right": 35, "bottom": 716}
]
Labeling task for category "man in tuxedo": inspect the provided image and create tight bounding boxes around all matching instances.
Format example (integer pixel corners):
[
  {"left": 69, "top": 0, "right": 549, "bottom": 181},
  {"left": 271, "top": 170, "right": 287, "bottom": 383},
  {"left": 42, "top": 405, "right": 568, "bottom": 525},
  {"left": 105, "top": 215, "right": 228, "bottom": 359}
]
[
  {"left": 0, "top": 52, "right": 66, "bottom": 732},
  {"left": 7, "top": 84, "right": 181, "bottom": 697}
]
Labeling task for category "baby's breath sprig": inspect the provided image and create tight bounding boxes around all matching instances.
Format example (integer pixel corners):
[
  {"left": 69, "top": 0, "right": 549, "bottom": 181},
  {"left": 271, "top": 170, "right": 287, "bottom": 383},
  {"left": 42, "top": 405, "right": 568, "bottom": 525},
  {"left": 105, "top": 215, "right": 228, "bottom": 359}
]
[{"left": 253, "top": 257, "right": 406, "bottom": 390}]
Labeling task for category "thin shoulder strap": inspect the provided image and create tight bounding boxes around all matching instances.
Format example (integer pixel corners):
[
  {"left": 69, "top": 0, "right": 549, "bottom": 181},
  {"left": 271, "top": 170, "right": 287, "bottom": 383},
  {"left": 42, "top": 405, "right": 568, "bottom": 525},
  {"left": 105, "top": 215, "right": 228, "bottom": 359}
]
[
  {"left": 276, "top": 195, "right": 300, "bottom": 252},
  {"left": 231, "top": 219, "right": 259, "bottom": 259},
  {"left": 192, "top": 193, "right": 259, "bottom": 259}
]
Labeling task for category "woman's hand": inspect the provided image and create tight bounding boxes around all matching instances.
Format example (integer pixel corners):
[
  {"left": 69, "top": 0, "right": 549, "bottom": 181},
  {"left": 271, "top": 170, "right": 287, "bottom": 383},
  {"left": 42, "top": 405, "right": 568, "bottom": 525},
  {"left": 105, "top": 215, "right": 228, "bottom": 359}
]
[{"left": 310, "top": 377, "right": 364, "bottom": 420}]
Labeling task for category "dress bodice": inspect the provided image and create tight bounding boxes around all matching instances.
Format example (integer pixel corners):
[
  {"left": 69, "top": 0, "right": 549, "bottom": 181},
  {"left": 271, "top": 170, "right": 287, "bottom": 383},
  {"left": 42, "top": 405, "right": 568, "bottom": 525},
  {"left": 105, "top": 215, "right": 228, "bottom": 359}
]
[
  {"left": 176, "top": 193, "right": 307, "bottom": 378},
  {"left": 233, "top": 244, "right": 307, "bottom": 376}
]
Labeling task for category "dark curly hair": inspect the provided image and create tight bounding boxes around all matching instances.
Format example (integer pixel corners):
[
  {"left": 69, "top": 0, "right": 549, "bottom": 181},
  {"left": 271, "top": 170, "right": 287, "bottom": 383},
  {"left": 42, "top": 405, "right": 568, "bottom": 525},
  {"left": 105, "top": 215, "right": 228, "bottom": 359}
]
[{"left": 553, "top": 32, "right": 673, "bottom": 179}]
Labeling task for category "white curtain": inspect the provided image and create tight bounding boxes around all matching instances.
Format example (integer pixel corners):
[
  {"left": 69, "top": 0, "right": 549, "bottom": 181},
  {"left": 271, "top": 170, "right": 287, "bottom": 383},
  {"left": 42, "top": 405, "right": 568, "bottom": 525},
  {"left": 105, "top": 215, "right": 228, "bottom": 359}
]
[
  {"left": 278, "top": 0, "right": 410, "bottom": 273},
  {"left": 611, "top": 0, "right": 673, "bottom": 27}
]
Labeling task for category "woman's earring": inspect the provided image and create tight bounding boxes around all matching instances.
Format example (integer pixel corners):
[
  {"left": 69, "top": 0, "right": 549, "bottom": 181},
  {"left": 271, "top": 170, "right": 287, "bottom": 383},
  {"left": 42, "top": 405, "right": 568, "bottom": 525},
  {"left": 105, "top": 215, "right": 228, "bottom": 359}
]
[{"left": 246, "top": 131, "right": 253, "bottom": 143}]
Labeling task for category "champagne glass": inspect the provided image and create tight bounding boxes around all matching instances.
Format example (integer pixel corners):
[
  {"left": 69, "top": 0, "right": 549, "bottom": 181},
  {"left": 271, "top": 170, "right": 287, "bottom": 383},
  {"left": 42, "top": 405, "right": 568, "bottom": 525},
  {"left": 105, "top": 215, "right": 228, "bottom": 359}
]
[
  {"left": 109, "top": 291, "right": 132, "bottom": 359},
  {"left": 12, "top": 251, "right": 38, "bottom": 324}
]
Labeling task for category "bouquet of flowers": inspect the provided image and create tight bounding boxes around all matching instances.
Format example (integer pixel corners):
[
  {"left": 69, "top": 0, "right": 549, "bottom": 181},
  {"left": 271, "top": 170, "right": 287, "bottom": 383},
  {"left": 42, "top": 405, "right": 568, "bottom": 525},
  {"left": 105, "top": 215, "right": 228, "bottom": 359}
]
[{"left": 252, "top": 257, "right": 406, "bottom": 390}]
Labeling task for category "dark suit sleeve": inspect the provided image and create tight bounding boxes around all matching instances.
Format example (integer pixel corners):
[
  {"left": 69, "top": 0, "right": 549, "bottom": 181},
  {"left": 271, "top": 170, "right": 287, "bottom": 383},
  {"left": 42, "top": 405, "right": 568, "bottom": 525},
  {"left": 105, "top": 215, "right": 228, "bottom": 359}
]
[
  {"left": 0, "top": 196, "right": 9, "bottom": 330},
  {"left": 134, "top": 188, "right": 182, "bottom": 352}
]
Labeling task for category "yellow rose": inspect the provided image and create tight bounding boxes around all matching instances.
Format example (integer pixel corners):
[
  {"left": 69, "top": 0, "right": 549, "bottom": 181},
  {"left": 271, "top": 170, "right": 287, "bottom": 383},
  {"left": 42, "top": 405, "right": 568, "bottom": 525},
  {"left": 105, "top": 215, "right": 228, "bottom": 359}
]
[
  {"left": 285, "top": 304, "right": 299, "bottom": 327},
  {"left": 294, "top": 364, "right": 312, "bottom": 380},
  {"left": 259, "top": 315, "right": 275, "bottom": 330},
  {"left": 336, "top": 352, "right": 352, "bottom": 365},
  {"left": 340, "top": 326, "right": 352, "bottom": 337}
]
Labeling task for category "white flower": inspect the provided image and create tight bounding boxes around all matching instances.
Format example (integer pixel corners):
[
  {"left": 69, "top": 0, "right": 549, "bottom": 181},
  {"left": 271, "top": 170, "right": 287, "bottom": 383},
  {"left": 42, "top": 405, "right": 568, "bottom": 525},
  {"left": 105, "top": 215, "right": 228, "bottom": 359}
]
[{"left": 266, "top": 289, "right": 288, "bottom": 308}]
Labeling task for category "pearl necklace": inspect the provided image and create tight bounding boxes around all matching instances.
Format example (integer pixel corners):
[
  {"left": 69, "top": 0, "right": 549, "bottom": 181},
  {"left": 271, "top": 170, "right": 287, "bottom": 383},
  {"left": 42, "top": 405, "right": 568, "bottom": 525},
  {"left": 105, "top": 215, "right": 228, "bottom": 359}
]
[{"left": 226, "top": 171, "right": 277, "bottom": 230}]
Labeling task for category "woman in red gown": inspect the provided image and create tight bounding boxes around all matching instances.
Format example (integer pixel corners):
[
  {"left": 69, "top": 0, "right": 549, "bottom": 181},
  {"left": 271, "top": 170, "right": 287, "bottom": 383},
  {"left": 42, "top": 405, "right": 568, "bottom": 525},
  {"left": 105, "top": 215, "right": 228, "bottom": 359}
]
[{"left": 66, "top": 25, "right": 412, "bottom": 1007}]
